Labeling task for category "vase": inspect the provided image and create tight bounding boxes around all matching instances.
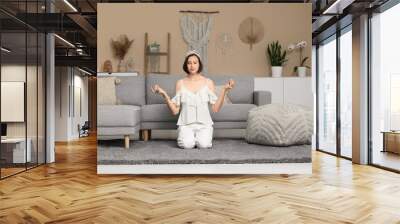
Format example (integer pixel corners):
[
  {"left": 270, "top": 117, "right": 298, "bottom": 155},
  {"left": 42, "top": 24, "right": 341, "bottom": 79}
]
[
  {"left": 297, "top": 67, "right": 306, "bottom": 77},
  {"left": 271, "top": 66, "right": 283, "bottom": 77}
]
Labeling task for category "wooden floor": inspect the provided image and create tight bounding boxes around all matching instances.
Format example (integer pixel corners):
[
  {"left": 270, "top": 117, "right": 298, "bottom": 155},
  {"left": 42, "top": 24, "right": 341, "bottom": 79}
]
[
  {"left": 1, "top": 167, "right": 26, "bottom": 178},
  {"left": 1, "top": 135, "right": 400, "bottom": 223},
  {"left": 373, "top": 150, "right": 400, "bottom": 171}
]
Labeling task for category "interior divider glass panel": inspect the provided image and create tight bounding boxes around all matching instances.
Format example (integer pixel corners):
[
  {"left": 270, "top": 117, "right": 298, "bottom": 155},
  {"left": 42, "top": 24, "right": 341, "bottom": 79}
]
[
  {"left": 339, "top": 26, "right": 353, "bottom": 158},
  {"left": 317, "top": 35, "right": 337, "bottom": 154},
  {"left": 38, "top": 32, "right": 45, "bottom": 165},
  {"left": 1, "top": 31, "right": 28, "bottom": 178},
  {"left": 0, "top": 1, "right": 47, "bottom": 179},
  {"left": 27, "top": 30, "right": 38, "bottom": 169},
  {"left": 370, "top": 3, "right": 400, "bottom": 171}
]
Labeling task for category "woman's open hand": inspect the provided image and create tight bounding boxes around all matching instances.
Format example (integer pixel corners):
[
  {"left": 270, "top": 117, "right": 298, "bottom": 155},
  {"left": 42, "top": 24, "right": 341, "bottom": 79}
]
[
  {"left": 151, "top": 84, "right": 167, "bottom": 97},
  {"left": 224, "top": 79, "right": 235, "bottom": 91}
]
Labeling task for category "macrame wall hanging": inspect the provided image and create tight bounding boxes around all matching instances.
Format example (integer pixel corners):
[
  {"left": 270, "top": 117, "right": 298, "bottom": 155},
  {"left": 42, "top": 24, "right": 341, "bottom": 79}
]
[
  {"left": 238, "top": 17, "right": 264, "bottom": 50},
  {"left": 179, "top": 10, "right": 219, "bottom": 74}
]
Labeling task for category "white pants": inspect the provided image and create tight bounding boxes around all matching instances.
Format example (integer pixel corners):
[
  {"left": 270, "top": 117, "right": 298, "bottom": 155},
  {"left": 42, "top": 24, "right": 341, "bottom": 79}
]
[{"left": 177, "top": 123, "right": 213, "bottom": 149}]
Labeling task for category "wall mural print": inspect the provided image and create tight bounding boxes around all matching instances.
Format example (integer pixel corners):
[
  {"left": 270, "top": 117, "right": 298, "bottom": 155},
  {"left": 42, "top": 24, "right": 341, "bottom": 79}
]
[{"left": 97, "top": 4, "right": 312, "bottom": 175}]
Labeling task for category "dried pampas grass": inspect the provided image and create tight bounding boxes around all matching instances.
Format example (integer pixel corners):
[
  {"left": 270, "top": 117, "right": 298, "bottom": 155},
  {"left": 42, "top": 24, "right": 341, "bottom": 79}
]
[{"left": 111, "top": 35, "right": 134, "bottom": 60}]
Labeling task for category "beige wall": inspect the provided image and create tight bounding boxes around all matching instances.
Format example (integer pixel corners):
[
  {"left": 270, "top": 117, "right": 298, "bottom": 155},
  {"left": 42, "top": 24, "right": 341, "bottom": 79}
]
[{"left": 98, "top": 3, "right": 311, "bottom": 77}]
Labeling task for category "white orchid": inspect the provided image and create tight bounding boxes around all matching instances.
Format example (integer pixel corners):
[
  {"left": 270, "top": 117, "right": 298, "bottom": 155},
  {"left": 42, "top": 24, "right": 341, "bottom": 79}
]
[
  {"left": 287, "top": 40, "right": 309, "bottom": 73},
  {"left": 288, "top": 44, "right": 296, "bottom": 51},
  {"left": 296, "top": 41, "right": 307, "bottom": 49}
]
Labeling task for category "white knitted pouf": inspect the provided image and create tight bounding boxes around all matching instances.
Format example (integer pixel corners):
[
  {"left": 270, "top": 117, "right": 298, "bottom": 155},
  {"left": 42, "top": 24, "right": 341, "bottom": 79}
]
[{"left": 245, "top": 104, "right": 313, "bottom": 146}]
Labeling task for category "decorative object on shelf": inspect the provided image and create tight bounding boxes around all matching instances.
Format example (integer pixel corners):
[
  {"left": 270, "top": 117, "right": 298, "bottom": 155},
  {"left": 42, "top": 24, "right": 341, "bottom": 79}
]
[
  {"left": 102, "top": 60, "right": 113, "bottom": 73},
  {"left": 110, "top": 34, "right": 134, "bottom": 72},
  {"left": 238, "top": 17, "right": 264, "bottom": 50},
  {"left": 266, "top": 41, "right": 287, "bottom": 77},
  {"left": 288, "top": 41, "right": 310, "bottom": 77},
  {"left": 216, "top": 33, "right": 233, "bottom": 55},
  {"left": 124, "top": 57, "right": 135, "bottom": 72},
  {"left": 180, "top": 10, "right": 218, "bottom": 73},
  {"left": 144, "top": 33, "right": 170, "bottom": 75}
]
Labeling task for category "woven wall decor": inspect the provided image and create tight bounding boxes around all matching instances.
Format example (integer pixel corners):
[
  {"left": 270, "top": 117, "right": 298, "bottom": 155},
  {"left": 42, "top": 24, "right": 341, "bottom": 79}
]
[
  {"left": 180, "top": 13, "right": 213, "bottom": 73},
  {"left": 238, "top": 17, "right": 264, "bottom": 50}
]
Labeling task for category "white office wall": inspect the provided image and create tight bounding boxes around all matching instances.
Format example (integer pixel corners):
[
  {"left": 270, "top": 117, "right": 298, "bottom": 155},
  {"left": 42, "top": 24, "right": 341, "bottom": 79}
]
[
  {"left": 0, "top": 65, "right": 37, "bottom": 138},
  {"left": 55, "top": 67, "right": 70, "bottom": 141},
  {"left": 1, "top": 82, "right": 24, "bottom": 122},
  {"left": 71, "top": 74, "right": 89, "bottom": 138},
  {"left": 55, "top": 67, "right": 89, "bottom": 141}
]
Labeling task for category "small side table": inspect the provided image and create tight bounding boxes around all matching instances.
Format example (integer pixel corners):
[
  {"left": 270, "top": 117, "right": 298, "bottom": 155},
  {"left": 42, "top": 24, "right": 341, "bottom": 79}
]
[{"left": 381, "top": 131, "right": 400, "bottom": 154}]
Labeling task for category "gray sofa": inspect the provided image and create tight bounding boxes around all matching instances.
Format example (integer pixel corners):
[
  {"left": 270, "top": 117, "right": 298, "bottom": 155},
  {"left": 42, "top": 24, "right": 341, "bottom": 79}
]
[{"left": 97, "top": 74, "right": 271, "bottom": 148}]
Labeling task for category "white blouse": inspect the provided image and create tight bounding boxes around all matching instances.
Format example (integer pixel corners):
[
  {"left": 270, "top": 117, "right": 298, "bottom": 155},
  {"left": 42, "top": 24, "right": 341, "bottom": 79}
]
[{"left": 171, "top": 83, "right": 218, "bottom": 126}]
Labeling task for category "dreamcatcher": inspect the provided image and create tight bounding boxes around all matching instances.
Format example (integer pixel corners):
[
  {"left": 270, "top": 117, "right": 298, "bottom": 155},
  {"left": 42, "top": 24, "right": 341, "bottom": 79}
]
[{"left": 215, "top": 33, "right": 233, "bottom": 55}]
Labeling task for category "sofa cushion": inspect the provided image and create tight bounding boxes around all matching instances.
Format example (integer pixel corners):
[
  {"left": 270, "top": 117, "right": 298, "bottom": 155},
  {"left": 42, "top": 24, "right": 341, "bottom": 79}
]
[
  {"left": 97, "top": 77, "right": 117, "bottom": 105},
  {"left": 98, "top": 105, "right": 141, "bottom": 127},
  {"left": 115, "top": 76, "right": 145, "bottom": 106},
  {"left": 211, "top": 104, "right": 256, "bottom": 122},
  {"left": 146, "top": 74, "right": 185, "bottom": 104},
  {"left": 208, "top": 75, "right": 254, "bottom": 104},
  {"left": 141, "top": 104, "right": 179, "bottom": 122}
]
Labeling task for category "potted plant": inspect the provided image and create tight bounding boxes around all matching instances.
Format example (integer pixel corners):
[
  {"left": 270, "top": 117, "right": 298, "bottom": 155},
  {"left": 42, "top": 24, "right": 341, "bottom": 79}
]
[
  {"left": 148, "top": 41, "right": 160, "bottom": 53},
  {"left": 288, "top": 41, "right": 310, "bottom": 77},
  {"left": 266, "top": 41, "right": 287, "bottom": 77}
]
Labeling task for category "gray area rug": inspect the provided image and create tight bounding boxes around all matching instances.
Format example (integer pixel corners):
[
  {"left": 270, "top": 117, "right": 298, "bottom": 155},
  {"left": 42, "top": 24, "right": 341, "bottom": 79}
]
[{"left": 98, "top": 139, "right": 311, "bottom": 165}]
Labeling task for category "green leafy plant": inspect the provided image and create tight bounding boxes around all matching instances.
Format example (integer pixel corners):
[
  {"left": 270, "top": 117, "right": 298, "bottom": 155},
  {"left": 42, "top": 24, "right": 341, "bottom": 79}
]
[
  {"left": 149, "top": 42, "right": 160, "bottom": 48},
  {"left": 266, "top": 41, "right": 287, "bottom": 66},
  {"left": 148, "top": 41, "right": 160, "bottom": 52}
]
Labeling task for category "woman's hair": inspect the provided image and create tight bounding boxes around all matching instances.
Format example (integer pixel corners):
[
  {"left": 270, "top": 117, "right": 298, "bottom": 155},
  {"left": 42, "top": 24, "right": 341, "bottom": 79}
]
[{"left": 182, "top": 53, "right": 203, "bottom": 74}]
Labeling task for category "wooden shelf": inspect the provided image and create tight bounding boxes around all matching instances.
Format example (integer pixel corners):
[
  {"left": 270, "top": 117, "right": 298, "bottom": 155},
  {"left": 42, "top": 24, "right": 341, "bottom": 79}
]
[
  {"left": 144, "top": 33, "right": 170, "bottom": 75},
  {"left": 151, "top": 72, "right": 169, "bottom": 74},
  {"left": 146, "top": 52, "right": 168, "bottom": 56}
]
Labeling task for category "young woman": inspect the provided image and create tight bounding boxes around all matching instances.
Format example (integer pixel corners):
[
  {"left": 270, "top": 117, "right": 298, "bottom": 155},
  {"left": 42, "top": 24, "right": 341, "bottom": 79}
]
[{"left": 151, "top": 50, "right": 235, "bottom": 149}]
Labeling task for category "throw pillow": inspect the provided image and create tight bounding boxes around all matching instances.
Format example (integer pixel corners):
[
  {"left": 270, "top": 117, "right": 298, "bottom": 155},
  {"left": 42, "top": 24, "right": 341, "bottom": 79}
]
[
  {"left": 97, "top": 77, "right": 117, "bottom": 105},
  {"left": 214, "top": 85, "right": 232, "bottom": 104}
]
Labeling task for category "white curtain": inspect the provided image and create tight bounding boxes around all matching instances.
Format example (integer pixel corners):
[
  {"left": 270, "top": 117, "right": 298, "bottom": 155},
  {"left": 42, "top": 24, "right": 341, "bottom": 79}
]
[{"left": 180, "top": 14, "right": 213, "bottom": 73}]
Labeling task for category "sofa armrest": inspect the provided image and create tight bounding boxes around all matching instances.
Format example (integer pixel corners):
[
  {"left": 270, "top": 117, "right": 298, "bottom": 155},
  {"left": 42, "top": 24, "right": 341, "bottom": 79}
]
[{"left": 253, "top": 91, "right": 271, "bottom": 106}]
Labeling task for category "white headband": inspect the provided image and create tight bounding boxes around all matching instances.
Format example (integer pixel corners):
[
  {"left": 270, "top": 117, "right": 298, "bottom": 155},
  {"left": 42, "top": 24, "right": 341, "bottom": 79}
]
[{"left": 186, "top": 50, "right": 201, "bottom": 60}]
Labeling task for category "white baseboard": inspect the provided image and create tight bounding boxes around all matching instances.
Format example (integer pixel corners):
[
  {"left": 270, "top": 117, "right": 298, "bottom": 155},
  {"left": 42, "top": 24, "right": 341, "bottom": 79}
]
[{"left": 97, "top": 163, "right": 312, "bottom": 174}]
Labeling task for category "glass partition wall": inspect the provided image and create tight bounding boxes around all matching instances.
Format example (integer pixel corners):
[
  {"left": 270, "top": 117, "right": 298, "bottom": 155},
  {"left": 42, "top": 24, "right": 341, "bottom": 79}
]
[
  {"left": 339, "top": 27, "right": 352, "bottom": 159},
  {"left": 0, "top": 2, "right": 46, "bottom": 179},
  {"left": 316, "top": 26, "right": 353, "bottom": 159},
  {"left": 370, "top": 3, "right": 400, "bottom": 171},
  {"left": 317, "top": 35, "right": 337, "bottom": 155}
]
